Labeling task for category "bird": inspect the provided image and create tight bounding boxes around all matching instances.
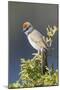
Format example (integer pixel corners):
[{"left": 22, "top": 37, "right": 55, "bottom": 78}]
[
  {"left": 22, "top": 21, "right": 48, "bottom": 74},
  {"left": 22, "top": 21, "right": 48, "bottom": 56}
]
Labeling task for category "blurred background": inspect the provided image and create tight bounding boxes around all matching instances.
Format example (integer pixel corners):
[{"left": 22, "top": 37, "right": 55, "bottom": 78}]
[{"left": 8, "top": 1, "right": 58, "bottom": 83}]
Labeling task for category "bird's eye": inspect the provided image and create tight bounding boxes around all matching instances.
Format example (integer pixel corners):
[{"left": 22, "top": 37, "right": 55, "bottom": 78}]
[{"left": 23, "top": 24, "right": 27, "bottom": 29}]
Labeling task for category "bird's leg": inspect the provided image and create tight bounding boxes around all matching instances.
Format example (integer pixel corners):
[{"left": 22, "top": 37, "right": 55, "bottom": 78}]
[
  {"left": 32, "top": 53, "right": 38, "bottom": 56},
  {"left": 37, "top": 48, "right": 43, "bottom": 56},
  {"left": 32, "top": 50, "right": 39, "bottom": 56},
  {"left": 38, "top": 50, "right": 40, "bottom": 55}
]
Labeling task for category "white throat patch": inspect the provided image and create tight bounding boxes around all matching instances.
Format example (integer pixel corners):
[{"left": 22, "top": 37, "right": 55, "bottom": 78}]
[{"left": 24, "top": 27, "right": 33, "bottom": 36}]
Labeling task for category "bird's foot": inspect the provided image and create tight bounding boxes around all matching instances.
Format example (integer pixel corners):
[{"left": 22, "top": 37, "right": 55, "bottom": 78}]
[{"left": 32, "top": 53, "right": 39, "bottom": 56}]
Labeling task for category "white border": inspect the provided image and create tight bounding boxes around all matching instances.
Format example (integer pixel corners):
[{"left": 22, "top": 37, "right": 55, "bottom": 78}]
[{"left": 0, "top": 0, "right": 60, "bottom": 90}]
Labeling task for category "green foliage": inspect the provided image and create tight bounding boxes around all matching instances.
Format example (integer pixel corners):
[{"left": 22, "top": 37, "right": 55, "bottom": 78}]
[
  {"left": 9, "top": 54, "right": 58, "bottom": 88},
  {"left": 19, "top": 55, "right": 58, "bottom": 88},
  {"left": 43, "top": 25, "right": 58, "bottom": 47},
  {"left": 8, "top": 81, "right": 21, "bottom": 89}
]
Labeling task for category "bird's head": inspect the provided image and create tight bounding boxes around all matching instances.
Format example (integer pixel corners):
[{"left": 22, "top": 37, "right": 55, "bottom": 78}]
[{"left": 22, "top": 21, "right": 32, "bottom": 32}]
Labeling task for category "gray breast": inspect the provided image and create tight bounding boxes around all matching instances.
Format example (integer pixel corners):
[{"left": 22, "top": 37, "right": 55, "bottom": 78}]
[{"left": 28, "top": 29, "right": 47, "bottom": 50}]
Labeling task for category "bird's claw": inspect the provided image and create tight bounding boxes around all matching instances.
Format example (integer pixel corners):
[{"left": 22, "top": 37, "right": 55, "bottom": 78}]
[{"left": 32, "top": 53, "right": 39, "bottom": 56}]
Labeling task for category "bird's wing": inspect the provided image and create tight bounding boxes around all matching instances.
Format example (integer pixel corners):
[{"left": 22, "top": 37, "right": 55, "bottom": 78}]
[{"left": 29, "top": 29, "right": 47, "bottom": 49}]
